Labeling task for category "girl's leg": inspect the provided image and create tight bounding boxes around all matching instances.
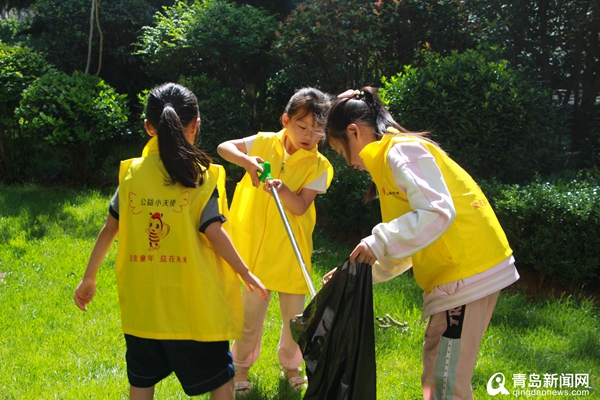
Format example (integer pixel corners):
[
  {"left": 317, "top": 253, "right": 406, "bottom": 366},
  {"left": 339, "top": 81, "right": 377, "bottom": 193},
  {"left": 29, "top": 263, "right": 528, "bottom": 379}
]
[
  {"left": 422, "top": 291, "right": 500, "bottom": 400},
  {"left": 277, "top": 292, "right": 306, "bottom": 371},
  {"left": 210, "top": 379, "right": 234, "bottom": 400},
  {"left": 231, "top": 287, "right": 271, "bottom": 382},
  {"left": 130, "top": 385, "right": 154, "bottom": 400}
]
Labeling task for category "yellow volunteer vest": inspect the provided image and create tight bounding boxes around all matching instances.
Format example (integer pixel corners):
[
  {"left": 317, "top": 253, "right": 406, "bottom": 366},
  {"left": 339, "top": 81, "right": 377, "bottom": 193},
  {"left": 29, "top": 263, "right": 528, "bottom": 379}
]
[
  {"left": 229, "top": 130, "right": 333, "bottom": 294},
  {"left": 360, "top": 133, "right": 512, "bottom": 292},
  {"left": 116, "top": 137, "right": 243, "bottom": 341}
]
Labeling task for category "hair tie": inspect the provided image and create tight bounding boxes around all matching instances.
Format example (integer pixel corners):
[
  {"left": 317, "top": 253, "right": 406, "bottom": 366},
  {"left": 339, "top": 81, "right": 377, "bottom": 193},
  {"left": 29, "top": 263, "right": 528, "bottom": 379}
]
[
  {"left": 164, "top": 102, "right": 174, "bottom": 109},
  {"left": 337, "top": 89, "right": 365, "bottom": 100}
]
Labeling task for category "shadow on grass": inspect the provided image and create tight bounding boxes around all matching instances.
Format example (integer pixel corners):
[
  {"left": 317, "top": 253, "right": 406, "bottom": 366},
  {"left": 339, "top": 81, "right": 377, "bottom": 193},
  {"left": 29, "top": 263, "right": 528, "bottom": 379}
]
[
  {"left": 0, "top": 184, "right": 114, "bottom": 242},
  {"left": 490, "top": 287, "right": 600, "bottom": 369},
  {"left": 235, "top": 378, "right": 304, "bottom": 400}
]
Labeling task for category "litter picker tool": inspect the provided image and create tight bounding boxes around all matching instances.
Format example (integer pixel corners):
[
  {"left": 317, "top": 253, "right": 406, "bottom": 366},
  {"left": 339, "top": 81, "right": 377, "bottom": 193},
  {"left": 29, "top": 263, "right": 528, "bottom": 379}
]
[{"left": 258, "top": 162, "right": 317, "bottom": 298}]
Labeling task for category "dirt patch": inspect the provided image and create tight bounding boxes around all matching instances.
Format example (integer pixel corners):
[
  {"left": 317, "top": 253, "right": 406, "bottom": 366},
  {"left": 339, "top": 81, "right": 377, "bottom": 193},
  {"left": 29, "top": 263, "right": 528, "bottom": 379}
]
[{"left": 506, "top": 267, "right": 600, "bottom": 304}]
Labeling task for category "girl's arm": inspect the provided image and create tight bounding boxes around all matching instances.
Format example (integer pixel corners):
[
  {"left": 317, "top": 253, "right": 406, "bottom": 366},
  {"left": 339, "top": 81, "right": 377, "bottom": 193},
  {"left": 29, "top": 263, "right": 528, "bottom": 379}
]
[
  {"left": 217, "top": 136, "right": 264, "bottom": 188},
  {"left": 74, "top": 214, "right": 119, "bottom": 311},
  {"left": 203, "top": 221, "right": 269, "bottom": 300},
  {"left": 263, "top": 178, "right": 318, "bottom": 216},
  {"left": 362, "top": 142, "right": 455, "bottom": 261}
]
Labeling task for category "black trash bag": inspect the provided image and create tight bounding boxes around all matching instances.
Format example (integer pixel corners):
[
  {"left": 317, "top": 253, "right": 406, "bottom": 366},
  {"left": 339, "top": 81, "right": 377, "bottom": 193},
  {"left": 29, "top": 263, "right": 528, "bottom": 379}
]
[{"left": 290, "top": 258, "right": 376, "bottom": 400}]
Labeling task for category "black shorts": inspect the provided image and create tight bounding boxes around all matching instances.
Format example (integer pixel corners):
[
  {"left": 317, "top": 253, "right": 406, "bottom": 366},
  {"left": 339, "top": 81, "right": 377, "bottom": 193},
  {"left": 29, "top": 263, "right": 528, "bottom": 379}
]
[{"left": 124, "top": 334, "right": 234, "bottom": 396}]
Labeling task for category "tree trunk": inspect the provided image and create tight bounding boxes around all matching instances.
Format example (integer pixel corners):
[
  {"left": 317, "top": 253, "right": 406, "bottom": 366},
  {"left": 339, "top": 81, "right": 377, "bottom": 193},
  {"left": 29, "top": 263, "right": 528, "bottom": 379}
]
[{"left": 85, "top": 0, "right": 95, "bottom": 75}]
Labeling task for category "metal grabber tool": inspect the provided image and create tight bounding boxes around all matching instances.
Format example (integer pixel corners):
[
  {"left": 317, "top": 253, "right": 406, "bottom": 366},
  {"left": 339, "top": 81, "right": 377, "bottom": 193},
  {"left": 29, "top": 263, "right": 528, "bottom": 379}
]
[{"left": 259, "top": 162, "right": 317, "bottom": 298}]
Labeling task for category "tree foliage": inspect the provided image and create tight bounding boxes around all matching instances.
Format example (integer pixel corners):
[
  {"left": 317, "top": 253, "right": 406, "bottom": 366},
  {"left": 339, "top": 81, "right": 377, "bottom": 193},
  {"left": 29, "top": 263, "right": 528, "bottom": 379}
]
[
  {"left": 0, "top": 0, "right": 36, "bottom": 14},
  {"left": 135, "top": 0, "right": 279, "bottom": 130},
  {"left": 465, "top": 0, "right": 600, "bottom": 159},
  {"left": 0, "top": 12, "right": 30, "bottom": 44},
  {"left": 273, "top": 0, "right": 475, "bottom": 94},
  {"left": 2, "top": 0, "right": 598, "bottom": 186},
  {"left": 26, "top": 0, "right": 158, "bottom": 97},
  {"left": 315, "top": 148, "right": 381, "bottom": 238}
]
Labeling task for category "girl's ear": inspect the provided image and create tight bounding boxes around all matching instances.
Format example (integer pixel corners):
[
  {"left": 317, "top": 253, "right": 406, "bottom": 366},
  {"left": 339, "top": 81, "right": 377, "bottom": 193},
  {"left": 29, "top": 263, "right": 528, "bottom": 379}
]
[
  {"left": 144, "top": 119, "right": 156, "bottom": 137},
  {"left": 347, "top": 123, "right": 360, "bottom": 140},
  {"left": 349, "top": 123, "right": 377, "bottom": 146},
  {"left": 281, "top": 113, "right": 290, "bottom": 128},
  {"left": 190, "top": 117, "right": 201, "bottom": 134}
]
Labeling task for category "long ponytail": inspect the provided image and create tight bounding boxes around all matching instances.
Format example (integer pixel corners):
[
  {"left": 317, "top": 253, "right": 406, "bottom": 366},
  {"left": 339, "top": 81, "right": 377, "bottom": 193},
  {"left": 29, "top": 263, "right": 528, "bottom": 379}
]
[{"left": 145, "top": 83, "right": 211, "bottom": 188}]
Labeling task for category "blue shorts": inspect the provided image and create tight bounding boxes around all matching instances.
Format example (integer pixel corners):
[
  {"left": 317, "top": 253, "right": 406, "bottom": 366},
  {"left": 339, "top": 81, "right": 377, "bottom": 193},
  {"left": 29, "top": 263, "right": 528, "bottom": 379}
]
[{"left": 124, "top": 334, "right": 234, "bottom": 396}]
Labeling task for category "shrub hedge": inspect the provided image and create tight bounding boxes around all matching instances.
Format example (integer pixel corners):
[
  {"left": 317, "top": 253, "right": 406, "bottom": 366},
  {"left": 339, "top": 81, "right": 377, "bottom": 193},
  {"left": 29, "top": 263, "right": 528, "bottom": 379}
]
[
  {"left": 15, "top": 71, "right": 129, "bottom": 185},
  {"left": 0, "top": 42, "right": 53, "bottom": 182},
  {"left": 480, "top": 172, "right": 600, "bottom": 288}
]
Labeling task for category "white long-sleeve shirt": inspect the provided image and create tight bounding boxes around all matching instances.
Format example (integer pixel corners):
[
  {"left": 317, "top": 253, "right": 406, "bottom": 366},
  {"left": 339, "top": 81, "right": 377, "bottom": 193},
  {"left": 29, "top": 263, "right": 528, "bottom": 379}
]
[{"left": 363, "top": 142, "right": 518, "bottom": 319}]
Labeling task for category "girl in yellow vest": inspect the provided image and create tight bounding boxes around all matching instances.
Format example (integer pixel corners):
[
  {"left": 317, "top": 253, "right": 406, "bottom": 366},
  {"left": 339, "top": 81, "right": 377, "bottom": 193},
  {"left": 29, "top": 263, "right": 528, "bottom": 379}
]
[
  {"left": 74, "top": 83, "right": 267, "bottom": 400},
  {"left": 324, "top": 87, "right": 519, "bottom": 400},
  {"left": 217, "top": 87, "right": 333, "bottom": 394}
]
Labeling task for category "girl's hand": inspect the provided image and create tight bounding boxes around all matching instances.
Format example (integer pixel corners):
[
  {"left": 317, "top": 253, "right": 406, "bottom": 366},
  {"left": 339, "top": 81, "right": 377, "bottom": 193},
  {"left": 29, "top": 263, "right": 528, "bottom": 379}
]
[
  {"left": 350, "top": 241, "right": 377, "bottom": 265},
  {"left": 243, "top": 156, "right": 265, "bottom": 188},
  {"left": 240, "top": 271, "right": 269, "bottom": 300},
  {"left": 338, "top": 89, "right": 358, "bottom": 99},
  {"left": 322, "top": 268, "right": 337, "bottom": 285},
  {"left": 263, "top": 178, "right": 285, "bottom": 195},
  {"left": 74, "top": 278, "right": 97, "bottom": 311}
]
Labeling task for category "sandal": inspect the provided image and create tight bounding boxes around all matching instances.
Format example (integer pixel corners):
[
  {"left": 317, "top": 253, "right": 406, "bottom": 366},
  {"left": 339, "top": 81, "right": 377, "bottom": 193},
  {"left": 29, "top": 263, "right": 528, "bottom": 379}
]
[
  {"left": 282, "top": 368, "right": 307, "bottom": 390},
  {"left": 234, "top": 380, "right": 251, "bottom": 396},
  {"left": 288, "top": 376, "right": 308, "bottom": 389}
]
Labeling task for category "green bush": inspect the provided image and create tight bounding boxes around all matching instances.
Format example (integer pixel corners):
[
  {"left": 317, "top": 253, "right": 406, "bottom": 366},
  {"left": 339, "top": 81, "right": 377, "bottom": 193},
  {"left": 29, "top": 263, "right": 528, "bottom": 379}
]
[
  {"left": 481, "top": 172, "right": 600, "bottom": 288},
  {"left": 315, "top": 148, "right": 381, "bottom": 240},
  {"left": 16, "top": 71, "right": 129, "bottom": 185},
  {"left": 135, "top": 0, "right": 279, "bottom": 131},
  {"left": 381, "top": 49, "right": 569, "bottom": 184},
  {"left": 0, "top": 42, "right": 53, "bottom": 182}
]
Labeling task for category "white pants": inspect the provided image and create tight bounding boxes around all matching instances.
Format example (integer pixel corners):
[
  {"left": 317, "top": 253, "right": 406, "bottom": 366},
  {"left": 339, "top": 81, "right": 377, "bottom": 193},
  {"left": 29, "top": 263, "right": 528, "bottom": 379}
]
[{"left": 232, "top": 288, "right": 305, "bottom": 375}]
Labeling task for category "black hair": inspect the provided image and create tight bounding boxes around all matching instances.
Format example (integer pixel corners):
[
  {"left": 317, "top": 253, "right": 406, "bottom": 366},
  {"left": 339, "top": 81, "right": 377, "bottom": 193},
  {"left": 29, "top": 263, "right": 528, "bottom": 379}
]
[
  {"left": 145, "top": 82, "right": 211, "bottom": 188},
  {"left": 325, "top": 86, "right": 414, "bottom": 152},
  {"left": 284, "top": 87, "right": 331, "bottom": 136},
  {"left": 325, "top": 86, "right": 433, "bottom": 202}
]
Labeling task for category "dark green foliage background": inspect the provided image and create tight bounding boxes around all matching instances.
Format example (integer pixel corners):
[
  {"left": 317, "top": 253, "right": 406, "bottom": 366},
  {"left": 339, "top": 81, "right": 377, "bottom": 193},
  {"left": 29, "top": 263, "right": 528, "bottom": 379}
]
[
  {"left": 315, "top": 148, "right": 381, "bottom": 241},
  {"left": 27, "top": 0, "right": 159, "bottom": 99},
  {"left": 381, "top": 49, "right": 569, "bottom": 184}
]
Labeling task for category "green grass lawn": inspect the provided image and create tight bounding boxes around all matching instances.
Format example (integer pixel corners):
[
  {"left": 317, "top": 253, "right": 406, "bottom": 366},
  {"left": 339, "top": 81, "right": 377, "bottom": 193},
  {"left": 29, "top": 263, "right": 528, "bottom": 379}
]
[{"left": 0, "top": 184, "right": 598, "bottom": 399}]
